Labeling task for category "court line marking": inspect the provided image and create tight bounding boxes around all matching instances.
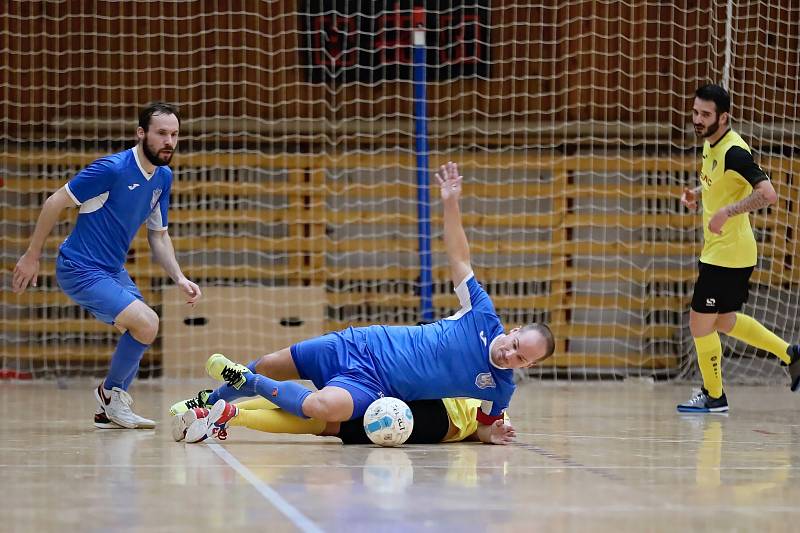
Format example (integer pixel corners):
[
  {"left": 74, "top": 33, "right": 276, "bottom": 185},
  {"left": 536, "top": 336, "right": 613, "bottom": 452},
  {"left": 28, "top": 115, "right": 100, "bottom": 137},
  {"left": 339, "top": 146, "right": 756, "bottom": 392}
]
[
  {"left": 516, "top": 443, "right": 625, "bottom": 482},
  {"left": 207, "top": 443, "right": 324, "bottom": 533},
  {"left": 516, "top": 441, "right": 679, "bottom": 511}
]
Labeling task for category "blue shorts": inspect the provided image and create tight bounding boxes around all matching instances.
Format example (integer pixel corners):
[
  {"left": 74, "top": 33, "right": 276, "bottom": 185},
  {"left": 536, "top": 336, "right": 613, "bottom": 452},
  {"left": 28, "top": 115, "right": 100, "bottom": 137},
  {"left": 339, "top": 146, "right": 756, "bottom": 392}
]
[
  {"left": 56, "top": 255, "right": 143, "bottom": 325},
  {"left": 290, "top": 330, "right": 387, "bottom": 420}
]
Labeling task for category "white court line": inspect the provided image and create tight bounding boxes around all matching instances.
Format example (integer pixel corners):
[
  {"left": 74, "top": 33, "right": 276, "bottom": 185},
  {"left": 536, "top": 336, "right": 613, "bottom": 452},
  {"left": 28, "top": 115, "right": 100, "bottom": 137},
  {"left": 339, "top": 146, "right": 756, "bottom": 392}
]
[{"left": 207, "top": 443, "right": 324, "bottom": 533}]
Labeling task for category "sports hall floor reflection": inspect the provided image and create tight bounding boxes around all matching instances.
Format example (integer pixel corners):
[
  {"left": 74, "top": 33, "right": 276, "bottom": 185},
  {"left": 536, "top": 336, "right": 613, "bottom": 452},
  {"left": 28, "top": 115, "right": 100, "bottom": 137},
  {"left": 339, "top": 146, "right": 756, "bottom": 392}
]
[{"left": 2, "top": 381, "right": 799, "bottom": 532}]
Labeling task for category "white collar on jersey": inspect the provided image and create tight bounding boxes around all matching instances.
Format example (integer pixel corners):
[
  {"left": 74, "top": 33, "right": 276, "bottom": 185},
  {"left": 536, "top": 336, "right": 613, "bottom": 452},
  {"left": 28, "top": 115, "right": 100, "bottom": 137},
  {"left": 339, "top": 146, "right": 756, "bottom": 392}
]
[
  {"left": 488, "top": 334, "right": 505, "bottom": 370},
  {"left": 132, "top": 146, "right": 156, "bottom": 181}
]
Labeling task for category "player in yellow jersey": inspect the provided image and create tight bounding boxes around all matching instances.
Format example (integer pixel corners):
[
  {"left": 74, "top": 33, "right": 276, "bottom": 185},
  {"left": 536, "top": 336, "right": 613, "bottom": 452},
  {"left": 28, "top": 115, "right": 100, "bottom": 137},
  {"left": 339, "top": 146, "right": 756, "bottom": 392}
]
[
  {"left": 677, "top": 84, "right": 800, "bottom": 413},
  {"left": 172, "top": 397, "right": 513, "bottom": 445}
]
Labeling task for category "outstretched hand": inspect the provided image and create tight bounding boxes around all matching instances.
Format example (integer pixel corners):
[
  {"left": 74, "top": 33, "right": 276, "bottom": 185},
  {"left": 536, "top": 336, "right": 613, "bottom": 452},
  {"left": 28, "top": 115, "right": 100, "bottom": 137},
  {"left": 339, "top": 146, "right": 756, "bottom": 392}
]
[
  {"left": 488, "top": 419, "right": 516, "bottom": 445},
  {"left": 435, "top": 161, "right": 462, "bottom": 201}
]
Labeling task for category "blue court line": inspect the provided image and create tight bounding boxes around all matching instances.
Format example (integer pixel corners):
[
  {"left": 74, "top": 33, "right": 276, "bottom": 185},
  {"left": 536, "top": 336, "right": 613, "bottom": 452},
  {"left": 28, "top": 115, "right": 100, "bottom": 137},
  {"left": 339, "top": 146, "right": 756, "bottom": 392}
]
[{"left": 207, "top": 443, "right": 324, "bottom": 533}]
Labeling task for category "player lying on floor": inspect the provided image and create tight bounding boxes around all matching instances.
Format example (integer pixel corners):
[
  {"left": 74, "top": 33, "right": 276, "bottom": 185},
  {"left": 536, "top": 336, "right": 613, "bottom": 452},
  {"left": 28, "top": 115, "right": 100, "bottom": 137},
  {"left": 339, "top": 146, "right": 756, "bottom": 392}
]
[
  {"left": 169, "top": 162, "right": 555, "bottom": 445},
  {"left": 172, "top": 397, "right": 514, "bottom": 445}
]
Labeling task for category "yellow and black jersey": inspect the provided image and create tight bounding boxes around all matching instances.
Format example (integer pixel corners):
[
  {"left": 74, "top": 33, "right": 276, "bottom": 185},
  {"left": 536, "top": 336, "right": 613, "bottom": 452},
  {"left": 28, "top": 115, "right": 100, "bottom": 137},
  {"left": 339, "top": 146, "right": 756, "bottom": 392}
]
[
  {"left": 698, "top": 128, "right": 769, "bottom": 268},
  {"left": 441, "top": 398, "right": 481, "bottom": 442},
  {"left": 441, "top": 398, "right": 510, "bottom": 442}
]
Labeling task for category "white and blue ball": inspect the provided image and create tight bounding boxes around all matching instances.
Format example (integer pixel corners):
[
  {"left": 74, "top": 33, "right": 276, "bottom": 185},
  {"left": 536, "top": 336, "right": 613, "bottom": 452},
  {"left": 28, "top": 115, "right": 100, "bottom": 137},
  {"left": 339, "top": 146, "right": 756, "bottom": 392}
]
[{"left": 363, "top": 397, "right": 414, "bottom": 447}]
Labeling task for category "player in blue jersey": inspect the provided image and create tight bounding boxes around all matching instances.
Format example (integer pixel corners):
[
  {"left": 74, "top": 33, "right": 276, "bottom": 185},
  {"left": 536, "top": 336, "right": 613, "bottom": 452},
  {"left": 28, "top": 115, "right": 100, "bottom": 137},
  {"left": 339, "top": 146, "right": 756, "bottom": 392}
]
[
  {"left": 170, "top": 161, "right": 555, "bottom": 444},
  {"left": 12, "top": 102, "right": 201, "bottom": 429}
]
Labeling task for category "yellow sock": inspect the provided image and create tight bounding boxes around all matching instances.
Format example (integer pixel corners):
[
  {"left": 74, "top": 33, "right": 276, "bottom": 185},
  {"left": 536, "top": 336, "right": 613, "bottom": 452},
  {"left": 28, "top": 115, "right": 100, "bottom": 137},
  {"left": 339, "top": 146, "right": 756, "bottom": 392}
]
[
  {"left": 727, "top": 313, "right": 790, "bottom": 364},
  {"left": 695, "top": 332, "right": 723, "bottom": 398},
  {"left": 234, "top": 398, "right": 279, "bottom": 410},
  {"left": 229, "top": 408, "right": 327, "bottom": 435}
]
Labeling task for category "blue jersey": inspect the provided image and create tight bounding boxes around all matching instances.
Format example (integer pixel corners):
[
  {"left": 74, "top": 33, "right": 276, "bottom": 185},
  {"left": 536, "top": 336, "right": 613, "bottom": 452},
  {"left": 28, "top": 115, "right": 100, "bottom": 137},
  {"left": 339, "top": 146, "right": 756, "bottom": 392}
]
[
  {"left": 60, "top": 148, "right": 172, "bottom": 272},
  {"left": 298, "top": 274, "right": 514, "bottom": 418}
]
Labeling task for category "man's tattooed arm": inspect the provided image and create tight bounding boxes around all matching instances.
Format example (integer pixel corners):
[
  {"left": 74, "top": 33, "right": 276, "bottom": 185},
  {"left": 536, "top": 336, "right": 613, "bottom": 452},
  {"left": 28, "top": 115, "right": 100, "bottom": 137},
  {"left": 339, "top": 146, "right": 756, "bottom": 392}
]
[{"left": 725, "top": 188, "right": 772, "bottom": 217}]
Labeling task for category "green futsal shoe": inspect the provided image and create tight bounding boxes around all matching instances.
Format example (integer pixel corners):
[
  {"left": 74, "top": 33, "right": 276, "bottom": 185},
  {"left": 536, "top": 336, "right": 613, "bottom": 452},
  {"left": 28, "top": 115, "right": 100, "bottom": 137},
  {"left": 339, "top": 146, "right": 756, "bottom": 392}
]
[
  {"left": 168, "top": 389, "right": 213, "bottom": 416},
  {"left": 206, "top": 353, "right": 251, "bottom": 390}
]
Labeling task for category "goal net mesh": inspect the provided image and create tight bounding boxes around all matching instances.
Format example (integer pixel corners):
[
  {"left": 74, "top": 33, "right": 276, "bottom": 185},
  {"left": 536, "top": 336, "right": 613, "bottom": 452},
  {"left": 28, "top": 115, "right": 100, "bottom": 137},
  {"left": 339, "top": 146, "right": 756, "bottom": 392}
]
[{"left": 1, "top": 1, "right": 798, "bottom": 385}]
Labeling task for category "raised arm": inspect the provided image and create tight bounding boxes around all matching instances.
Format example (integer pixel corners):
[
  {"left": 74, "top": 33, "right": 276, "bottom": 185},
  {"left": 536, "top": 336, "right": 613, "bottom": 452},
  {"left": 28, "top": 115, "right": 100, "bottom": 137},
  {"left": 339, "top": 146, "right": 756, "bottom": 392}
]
[{"left": 435, "top": 161, "right": 472, "bottom": 287}]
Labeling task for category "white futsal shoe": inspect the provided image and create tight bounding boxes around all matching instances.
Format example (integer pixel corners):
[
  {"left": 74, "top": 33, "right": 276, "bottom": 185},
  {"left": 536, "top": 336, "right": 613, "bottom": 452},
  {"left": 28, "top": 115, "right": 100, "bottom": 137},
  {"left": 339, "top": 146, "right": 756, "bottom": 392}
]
[
  {"left": 185, "top": 399, "right": 239, "bottom": 443},
  {"left": 93, "top": 406, "right": 123, "bottom": 429},
  {"left": 94, "top": 384, "right": 123, "bottom": 429},
  {"left": 95, "top": 385, "right": 156, "bottom": 429},
  {"left": 172, "top": 407, "right": 210, "bottom": 442}
]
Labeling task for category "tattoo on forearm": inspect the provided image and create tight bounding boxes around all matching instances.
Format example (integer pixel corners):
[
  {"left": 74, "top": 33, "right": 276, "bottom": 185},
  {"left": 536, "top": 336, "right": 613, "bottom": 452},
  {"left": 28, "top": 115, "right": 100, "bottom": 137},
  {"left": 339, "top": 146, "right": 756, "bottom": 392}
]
[{"left": 726, "top": 190, "right": 770, "bottom": 216}]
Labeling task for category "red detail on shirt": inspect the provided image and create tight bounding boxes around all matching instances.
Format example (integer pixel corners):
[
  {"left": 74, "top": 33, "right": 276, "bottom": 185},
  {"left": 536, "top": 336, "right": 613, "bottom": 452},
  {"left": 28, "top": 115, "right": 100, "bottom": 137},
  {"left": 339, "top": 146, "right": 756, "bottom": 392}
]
[
  {"left": 476, "top": 409, "right": 502, "bottom": 425},
  {"left": 271, "top": 388, "right": 278, "bottom": 397}
]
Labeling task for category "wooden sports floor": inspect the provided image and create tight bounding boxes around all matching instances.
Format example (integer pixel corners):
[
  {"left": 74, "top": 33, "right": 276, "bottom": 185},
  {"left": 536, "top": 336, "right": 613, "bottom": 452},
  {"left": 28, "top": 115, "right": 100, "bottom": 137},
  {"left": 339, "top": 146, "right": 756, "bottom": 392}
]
[{"left": 2, "top": 380, "right": 798, "bottom": 532}]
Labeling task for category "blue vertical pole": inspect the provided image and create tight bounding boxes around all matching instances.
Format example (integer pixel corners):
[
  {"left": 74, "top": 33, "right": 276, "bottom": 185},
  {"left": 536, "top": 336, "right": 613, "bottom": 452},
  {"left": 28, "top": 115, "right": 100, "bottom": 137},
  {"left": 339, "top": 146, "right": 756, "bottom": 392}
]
[{"left": 413, "top": 7, "right": 433, "bottom": 322}]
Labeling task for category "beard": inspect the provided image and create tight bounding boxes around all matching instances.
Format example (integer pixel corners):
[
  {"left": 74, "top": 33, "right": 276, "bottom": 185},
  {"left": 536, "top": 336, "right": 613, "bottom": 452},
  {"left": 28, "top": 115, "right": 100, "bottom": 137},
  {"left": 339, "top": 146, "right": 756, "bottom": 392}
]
[
  {"left": 694, "top": 117, "right": 721, "bottom": 139},
  {"left": 142, "top": 137, "right": 175, "bottom": 166}
]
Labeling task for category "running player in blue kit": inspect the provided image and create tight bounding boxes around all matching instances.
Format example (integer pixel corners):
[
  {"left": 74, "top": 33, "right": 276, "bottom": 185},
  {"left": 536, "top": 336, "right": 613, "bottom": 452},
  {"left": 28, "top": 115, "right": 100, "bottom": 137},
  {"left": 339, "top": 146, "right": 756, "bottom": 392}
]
[
  {"left": 12, "top": 103, "right": 201, "bottom": 429},
  {"left": 171, "top": 161, "right": 554, "bottom": 444}
]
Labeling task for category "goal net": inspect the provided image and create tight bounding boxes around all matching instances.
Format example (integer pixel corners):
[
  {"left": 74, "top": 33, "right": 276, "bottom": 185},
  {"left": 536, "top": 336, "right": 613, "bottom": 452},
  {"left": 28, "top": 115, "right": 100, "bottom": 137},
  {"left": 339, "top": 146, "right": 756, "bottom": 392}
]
[{"left": 1, "top": 1, "right": 798, "bottom": 385}]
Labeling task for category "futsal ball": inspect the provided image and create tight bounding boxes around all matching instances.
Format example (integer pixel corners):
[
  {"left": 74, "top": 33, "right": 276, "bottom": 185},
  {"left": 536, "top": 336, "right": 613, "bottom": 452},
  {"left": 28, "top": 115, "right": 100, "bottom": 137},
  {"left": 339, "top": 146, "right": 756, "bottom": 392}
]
[{"left": 363, "top": 397, "right": 414, "bottom": 447}]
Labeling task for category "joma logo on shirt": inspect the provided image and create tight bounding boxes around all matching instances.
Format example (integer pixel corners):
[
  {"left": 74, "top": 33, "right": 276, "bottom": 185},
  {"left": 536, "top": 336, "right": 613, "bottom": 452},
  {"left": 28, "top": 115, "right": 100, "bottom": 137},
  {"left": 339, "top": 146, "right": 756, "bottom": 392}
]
[{"left": 475, "top": 373, "right": 496, "bottom": 389}]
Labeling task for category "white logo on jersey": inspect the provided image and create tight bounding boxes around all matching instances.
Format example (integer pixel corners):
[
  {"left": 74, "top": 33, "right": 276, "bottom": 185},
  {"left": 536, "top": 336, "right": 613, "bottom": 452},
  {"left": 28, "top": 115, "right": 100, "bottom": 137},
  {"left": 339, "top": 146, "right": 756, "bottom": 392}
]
[
  {"left": 128, "top": 183, "right": 140, "bottom": 190},
  {"left": 479, "top": 330, "right": 487, "bottom": 346},
  {"left": 475, "top": 373, "right": 496, "bottom": 389},
  {"left": 706, "top": 298, "right": 716, "bottom": 307},
  {"left": 150, "top": 188, "right": 162, "bottom": 210}
]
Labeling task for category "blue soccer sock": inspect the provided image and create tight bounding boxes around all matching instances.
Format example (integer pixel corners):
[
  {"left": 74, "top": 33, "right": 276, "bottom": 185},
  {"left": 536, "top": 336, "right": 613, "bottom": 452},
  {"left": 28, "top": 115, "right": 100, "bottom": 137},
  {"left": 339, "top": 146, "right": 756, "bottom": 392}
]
[
  {"left": 252, "top": 375, "right": 312, "bottom": 419},
  {"left": 207, "top": 383, "right": 248, "bottom": 405},
  {"left": 121, "top": 362, "right": 140, "bottom": 390},
  {"left": 104, "top": 332, "right": 149, "bottom": 390},
  {"left": 207, "top": 359, "right": 261, "bottom": 404}
]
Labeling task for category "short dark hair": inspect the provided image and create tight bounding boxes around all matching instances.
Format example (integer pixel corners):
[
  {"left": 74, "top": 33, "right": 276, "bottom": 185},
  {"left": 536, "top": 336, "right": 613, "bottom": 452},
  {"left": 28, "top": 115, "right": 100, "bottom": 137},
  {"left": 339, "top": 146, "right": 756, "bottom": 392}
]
[
  {"left": 695, "top": 84, "right": 730, "bottom": 115},
  {"left": 138, "top": 102, "right": 181, "bottom": 131},
  {"left": 521, "top": 322, "right": 556, "bottom": 362}
]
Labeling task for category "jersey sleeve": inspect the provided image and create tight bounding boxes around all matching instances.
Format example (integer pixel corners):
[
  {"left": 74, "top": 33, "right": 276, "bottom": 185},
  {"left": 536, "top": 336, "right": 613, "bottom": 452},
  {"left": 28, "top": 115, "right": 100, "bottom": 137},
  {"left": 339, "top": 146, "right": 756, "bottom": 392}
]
[
  {"left": 724, "top": 146, "right": 769, "bottom": 187},
  {"left": 64, "top": 157, "right": 118, "bottom": 205},
  {"left": 476, "top": 399, "right": 506, "bottom": 424},
  {"left": 453, "top": 273, "right": 493, "bottom": 312},
  {"left": 146, "top": 174, "right": 172, "bottom": 230}
]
